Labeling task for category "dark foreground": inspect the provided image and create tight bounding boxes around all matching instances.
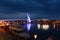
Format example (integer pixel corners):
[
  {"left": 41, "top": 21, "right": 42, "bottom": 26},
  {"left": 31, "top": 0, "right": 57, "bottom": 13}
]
[{"left": 0, "top": 26, "right": 60, "bottom": 40}]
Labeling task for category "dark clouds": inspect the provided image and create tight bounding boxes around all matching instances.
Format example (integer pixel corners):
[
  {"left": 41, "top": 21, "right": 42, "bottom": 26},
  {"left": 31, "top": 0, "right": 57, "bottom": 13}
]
[{"left": 0, "top": 0, "right": 60, "bottom": 19}]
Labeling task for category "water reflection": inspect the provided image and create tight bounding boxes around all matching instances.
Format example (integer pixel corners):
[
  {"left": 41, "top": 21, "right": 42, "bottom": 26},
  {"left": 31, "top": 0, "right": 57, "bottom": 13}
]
[{"left": 29, "top": 24, "right": 60, "bottom": 40}]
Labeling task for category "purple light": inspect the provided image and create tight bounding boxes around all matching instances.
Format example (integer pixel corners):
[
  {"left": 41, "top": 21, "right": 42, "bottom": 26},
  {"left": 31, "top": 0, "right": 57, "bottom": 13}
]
[{"left": 27, "top": 13, "right": 31, "bottom": 30}]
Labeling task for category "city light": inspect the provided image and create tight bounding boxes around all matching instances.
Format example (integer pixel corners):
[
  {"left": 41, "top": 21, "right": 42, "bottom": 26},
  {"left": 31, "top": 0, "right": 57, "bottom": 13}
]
[
  {"left": 37, "top": 24, "right": 41, "bottom": 29},
  {"left": 0, "top": 20, "right": 5, "bottom": 26},
  {"left": 42, "top": 24, "right": 49, "bottom": 30},
  {"left": 6, "top": 23, "right": 9, "bottom": 26}
]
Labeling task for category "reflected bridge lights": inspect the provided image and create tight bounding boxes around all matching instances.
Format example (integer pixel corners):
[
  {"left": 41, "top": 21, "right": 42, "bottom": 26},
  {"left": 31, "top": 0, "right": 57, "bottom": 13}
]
[
  {"left": 37, "top": 24, "right": 49, "bottom": 30},
  {"left": 42, "top": 24, "right": 49, "bottom": 30},
  {"left": 37, "top": 24, "right": 41, "bottom": 29}
]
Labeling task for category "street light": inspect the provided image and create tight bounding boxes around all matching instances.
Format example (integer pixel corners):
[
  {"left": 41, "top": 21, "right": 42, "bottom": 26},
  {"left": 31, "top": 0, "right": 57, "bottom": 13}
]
[{"left": 34, "top": 34, "right": 37, "bottom": 39}]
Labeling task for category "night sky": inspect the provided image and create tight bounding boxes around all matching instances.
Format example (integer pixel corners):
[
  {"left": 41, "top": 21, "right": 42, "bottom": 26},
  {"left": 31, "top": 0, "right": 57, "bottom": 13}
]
[{"left": 0, "top": 0, "right": 60, "bottom": 19}]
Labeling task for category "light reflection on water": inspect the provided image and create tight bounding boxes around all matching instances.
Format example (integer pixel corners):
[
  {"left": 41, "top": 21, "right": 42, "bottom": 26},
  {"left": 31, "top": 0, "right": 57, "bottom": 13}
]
[
  {"left": 0, "top": 24, "right": 60, "bottom": 40},
  {"left": 29, "top": 24, "right": 60, "bottom": 40}
]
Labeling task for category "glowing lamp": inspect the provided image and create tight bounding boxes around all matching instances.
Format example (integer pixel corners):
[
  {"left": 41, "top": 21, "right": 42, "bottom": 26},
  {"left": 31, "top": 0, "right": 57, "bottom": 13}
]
[{"left": 34, "top": 34, "right": 37, "bottom": 39}]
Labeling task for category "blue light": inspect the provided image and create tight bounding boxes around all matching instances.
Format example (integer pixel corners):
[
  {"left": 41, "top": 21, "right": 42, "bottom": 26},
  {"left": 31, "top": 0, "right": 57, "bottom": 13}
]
[{"left": 27, "top": 13, "right": 31, "bottom": 30}]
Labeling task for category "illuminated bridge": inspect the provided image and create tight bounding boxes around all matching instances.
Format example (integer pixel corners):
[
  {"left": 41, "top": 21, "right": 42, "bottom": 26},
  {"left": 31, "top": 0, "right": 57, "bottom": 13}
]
[{"left": 0, "top": 19, "right": 60, "bottom": 30}]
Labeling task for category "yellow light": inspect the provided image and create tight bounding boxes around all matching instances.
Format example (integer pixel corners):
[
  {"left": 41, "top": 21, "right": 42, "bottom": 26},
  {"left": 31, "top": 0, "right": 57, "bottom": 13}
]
[
  {"left": 37, "top": 24, "right": 40, "bottom": 29},
  {"left": 42, "top": 24, "right": 49, "bottom": 30},
  {"left": 34, "top": 34, "right": 37, "bottom": 39}
]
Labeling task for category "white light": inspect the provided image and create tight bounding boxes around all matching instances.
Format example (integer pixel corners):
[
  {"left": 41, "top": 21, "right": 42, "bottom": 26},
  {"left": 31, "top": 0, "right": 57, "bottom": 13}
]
[
  {"left": 53, "top": 23, "right": 55, "bottom": 29},
  {"left": 42, "top": 24, "right": 49, "bottom": 30},
  {"left": 34, "top": 34, "right": 37, "bottom": 39},
  {"left": 37, "top": 24, "right": 41, "bottom": 29}
]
